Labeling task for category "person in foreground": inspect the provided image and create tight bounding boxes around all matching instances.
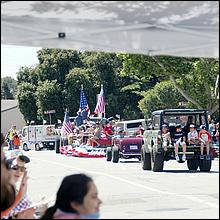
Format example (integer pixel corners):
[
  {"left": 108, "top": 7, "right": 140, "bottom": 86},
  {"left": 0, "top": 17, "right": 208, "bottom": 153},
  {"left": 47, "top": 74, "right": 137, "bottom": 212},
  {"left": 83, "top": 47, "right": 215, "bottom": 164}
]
[{"left": 41, "top": 173, "right": 102, "bottom": 219}]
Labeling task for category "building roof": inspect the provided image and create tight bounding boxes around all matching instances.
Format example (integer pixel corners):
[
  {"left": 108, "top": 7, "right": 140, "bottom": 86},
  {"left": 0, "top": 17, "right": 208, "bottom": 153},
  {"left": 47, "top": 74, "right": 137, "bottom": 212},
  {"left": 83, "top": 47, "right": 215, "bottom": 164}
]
[{"left": 1, "top": 100, "right": 18, "bottom": 112}]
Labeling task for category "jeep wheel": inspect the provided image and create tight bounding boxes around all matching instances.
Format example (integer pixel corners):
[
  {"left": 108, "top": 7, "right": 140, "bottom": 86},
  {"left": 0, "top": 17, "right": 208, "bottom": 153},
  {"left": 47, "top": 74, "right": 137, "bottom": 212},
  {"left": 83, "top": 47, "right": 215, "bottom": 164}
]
[
  {"left": 187, "top": 159, "right": 199, "bottom": 170},
  {"left": 106, "top": 147, "right": 112, "bottom": 161},
  {"left": 23, "top": 143, "right": 28, "bottom": 151},
  {"left": 199, "top": 158, "right": 212, "bottom": 172},
  {"left": 151, "top": 150, "right": 164, "bottom": 172},
  {"left": 112, "top": 146, "right": 119, "bottom": 163},
  {"left": 35, "top": 143, "right": 41, "bottom": 151},
  {"left": 55, "top": 145, "right": 60, "bottom": 154},
  {"left": 141, "top": 147, "right": 151, "bottom": 170}
]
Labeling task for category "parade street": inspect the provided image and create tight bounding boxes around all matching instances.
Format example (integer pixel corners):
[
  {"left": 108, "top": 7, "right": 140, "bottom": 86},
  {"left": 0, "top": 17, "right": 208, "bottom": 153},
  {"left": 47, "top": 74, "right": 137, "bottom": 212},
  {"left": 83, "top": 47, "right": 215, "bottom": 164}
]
[{"left": 24, "top": 150, "right": 219, "bottom": 219}]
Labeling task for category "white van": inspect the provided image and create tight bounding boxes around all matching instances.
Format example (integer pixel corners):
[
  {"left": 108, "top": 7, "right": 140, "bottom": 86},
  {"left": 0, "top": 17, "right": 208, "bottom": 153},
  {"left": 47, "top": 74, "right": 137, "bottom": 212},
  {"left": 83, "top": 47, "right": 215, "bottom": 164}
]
[
  {"left": 21, "top": 125, "right": 60, "bottom": 151},
  {"left": 115, "top": 119, "right": 146, "bottom": 136}
]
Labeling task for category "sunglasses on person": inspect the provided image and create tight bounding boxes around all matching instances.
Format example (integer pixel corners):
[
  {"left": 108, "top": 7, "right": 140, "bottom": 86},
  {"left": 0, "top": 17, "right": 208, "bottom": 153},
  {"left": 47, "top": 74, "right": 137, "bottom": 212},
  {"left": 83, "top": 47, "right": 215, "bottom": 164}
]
[{"left": 11, "top": 165, "right": 26, "bottom": 172}]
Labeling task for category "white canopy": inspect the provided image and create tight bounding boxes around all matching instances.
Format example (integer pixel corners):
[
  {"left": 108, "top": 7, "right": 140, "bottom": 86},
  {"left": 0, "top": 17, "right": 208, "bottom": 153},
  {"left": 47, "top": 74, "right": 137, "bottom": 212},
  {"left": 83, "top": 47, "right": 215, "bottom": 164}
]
[{"left": 1, "top": 1, "right": 219, "bottom": 58}]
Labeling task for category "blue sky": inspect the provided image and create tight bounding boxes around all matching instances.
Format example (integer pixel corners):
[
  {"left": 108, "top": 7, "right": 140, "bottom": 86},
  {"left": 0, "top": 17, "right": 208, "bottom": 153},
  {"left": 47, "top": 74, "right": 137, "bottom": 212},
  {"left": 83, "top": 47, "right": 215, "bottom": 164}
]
[{"left": 1, "top": 45, "right": 41, "bottom": 79}]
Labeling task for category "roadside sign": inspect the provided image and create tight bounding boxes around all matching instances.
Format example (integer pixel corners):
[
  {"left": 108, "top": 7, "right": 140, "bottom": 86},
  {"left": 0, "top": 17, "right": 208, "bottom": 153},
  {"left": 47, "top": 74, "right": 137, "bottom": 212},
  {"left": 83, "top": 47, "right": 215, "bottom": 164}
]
[{"left": 44, "top": 110, "right": 56, "bottom": 114}]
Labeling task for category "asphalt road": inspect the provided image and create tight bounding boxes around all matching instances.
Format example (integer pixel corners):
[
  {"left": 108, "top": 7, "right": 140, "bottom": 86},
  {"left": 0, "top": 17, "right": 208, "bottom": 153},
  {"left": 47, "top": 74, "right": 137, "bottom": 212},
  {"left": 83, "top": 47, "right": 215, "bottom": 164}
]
[{"left": 21, "top": 150, "right": 219, "bottom": 219}]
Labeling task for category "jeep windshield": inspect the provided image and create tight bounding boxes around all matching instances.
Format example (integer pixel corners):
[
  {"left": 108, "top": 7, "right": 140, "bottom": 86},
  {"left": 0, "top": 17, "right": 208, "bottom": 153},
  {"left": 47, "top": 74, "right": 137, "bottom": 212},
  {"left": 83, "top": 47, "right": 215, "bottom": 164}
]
[{"left": 162, "top": 113, "right": 207, "bottom": 128}]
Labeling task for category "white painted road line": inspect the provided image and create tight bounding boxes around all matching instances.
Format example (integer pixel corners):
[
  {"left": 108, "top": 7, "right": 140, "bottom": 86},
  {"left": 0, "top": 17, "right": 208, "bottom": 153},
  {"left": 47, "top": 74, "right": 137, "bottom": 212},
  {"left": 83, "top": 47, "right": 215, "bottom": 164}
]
[{"left": 30, "top": 156, "right": 219, "bottom": 209}]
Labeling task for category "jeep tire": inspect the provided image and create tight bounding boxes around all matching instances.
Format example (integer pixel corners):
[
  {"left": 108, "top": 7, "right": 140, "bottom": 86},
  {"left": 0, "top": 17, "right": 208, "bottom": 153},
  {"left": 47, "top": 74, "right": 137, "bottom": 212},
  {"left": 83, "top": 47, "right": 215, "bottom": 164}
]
[
  {"left": 187, "top": 159, "right": 199, "bottom": 170},
  {"left": 55, "top": 145, "right": 60, "bottom": 154},
  {"left": 112, "top": 146, "right": 119, "bottom": 163},
  {"left": 199, "top": 158, "right": 212, "bottom": 172},
  {"left": 106, "top": 147, "right": 112, "bottom": 161},
  {"left": 151, "top": 150, "right": 164, "bottom": 172},
  {"left": 141, "top": 147, "right": 151, "bottom": 170}
]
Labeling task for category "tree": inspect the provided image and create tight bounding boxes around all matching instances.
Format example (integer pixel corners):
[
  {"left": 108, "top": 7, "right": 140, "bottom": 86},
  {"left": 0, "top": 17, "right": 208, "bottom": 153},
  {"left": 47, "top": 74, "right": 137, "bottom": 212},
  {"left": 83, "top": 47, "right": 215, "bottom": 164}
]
[
  {"left": 17, "top": 66, "right": 38, "bottom": 87},
  {"left": 139, "top": 81, "right": 185, "bottom": 118},
  {"left": 81, "top": 52, "right": 125, "bottom": 117},
  {"left": 1, "top": 81, "right": 14, "bottom": 99},
  {"left": 17, "top": 82, "right": 38, "bottom": 123},
  {"left": 36, "top": 48, "right": 83, "bottom": 86},
  {"left": 64, "top": 68, "right": 95, "bottom": 116},
  {"left": 35, "top": 80, "right": 64, "bottom": 123},
  {"left": 118, "top": 54, "right": 219, "bottom": 116},
  {"left": 1, "top": 77, "right": 17, "bottom": 99}
]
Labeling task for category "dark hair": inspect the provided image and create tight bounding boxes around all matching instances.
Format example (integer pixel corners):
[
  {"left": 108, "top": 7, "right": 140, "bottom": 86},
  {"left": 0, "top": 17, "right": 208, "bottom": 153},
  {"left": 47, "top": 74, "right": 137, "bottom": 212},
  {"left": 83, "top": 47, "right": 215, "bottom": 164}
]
[
  {"left": 1, "top": 183, "right": 16, "bottom": 212},
  {"left": 41, "top": 173, "right": 93, "bottom": 219},
  {"left": 1, "top": 133, "right": 5, "bottom": 146}
]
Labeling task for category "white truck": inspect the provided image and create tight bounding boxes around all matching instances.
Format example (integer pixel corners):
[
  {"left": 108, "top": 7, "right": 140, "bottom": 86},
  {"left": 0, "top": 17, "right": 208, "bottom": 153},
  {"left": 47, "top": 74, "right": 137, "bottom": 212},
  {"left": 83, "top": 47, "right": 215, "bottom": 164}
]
[
  {"left": 114, "top": 119, "right": 146, "bottom": 136},
  {"left": 21, "top": 125, "right": 60, "bottom": 151}
]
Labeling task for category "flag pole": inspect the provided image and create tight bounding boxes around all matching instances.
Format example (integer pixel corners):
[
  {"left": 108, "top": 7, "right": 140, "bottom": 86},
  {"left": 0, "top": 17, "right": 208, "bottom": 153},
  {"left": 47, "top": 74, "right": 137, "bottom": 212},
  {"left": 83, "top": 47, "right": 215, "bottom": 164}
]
[{"left": 101, "top": 84, "right": 106, "bottom": 118}]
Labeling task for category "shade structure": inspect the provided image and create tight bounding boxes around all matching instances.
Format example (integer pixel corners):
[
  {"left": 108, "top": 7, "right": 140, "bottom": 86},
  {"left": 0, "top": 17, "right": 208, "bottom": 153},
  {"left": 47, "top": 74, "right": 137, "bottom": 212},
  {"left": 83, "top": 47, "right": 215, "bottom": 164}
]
[{"left": 1, "top": 1, "right": 219, "bottom": 58}]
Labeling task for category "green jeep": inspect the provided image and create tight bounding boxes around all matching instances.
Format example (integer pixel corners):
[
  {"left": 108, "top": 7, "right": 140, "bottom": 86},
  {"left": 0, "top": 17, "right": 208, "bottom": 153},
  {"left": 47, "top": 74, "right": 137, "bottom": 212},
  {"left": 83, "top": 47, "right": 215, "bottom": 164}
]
[{"left": 141, "top": 109, "right": 213, "bottom": 172}]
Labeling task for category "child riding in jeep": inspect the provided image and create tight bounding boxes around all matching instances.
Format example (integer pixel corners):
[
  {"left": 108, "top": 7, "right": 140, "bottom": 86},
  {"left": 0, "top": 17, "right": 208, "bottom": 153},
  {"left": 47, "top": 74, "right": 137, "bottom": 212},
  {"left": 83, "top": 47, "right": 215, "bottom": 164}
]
[
  {"left": 161, "top": 124, "right": 171, "bottom": 152},
  {"left": 173, "top": 124, "right": 186, "bottom": 162}
]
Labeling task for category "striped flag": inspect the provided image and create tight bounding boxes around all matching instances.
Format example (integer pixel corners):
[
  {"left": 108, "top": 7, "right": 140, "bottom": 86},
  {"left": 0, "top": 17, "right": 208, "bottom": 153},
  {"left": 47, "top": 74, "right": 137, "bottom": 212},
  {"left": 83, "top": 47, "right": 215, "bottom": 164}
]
[
  {"left": 94, "top": 85, "right": 105, "bottom": 114},
  {"left": 62, "top": 111, "right": 73, "bottom": 135},
  {"left": 79, "top": 87, "right": 90, "bottom": 115}
]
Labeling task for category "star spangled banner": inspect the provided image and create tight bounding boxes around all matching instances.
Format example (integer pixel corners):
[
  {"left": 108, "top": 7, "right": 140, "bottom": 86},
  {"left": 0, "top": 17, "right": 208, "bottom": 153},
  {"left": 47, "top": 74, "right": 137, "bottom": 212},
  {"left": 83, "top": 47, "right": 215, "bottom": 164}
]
[
  {"left": 94, "top": 85, "right": 105, "bottom": 114},
  {"left": 62, "top": 111, "right": 73, "bottom": 135},
  {"left": 79, "top": 87, "right": 90, "bottom": 115}
]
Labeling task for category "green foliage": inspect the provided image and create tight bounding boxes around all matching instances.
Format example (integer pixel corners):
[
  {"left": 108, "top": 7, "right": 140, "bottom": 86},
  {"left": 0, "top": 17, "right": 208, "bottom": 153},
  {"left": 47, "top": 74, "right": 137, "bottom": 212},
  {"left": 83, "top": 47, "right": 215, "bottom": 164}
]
[
  {"left": 35, "top": 80, "right": 64, "bottom": 123},
  {"left": 139, "top": 81, "right": 185, "bottom": 118},
  {"left": 17, "top": 66, "right": 38, "bottom": 86},
  {"left": 15, "top": 47, "right": 219, "bottom": 123},
  {"left": 17, "top": 82, "right": 38, "bottom": 122},
  {"left": 64, "top": 68, "right": 95, "bottom": 116},
  {"left": 1, "top": 76, "right": 17, "bottom": 99},
  {"left": 1, "top": 81, "right": 14, "bottom": 99},
  {"left": 118, "top": 53, "right": 219, "bottom": 116},
  {"left": 36, "top": 49, "right": 82, "bottom": 85}
]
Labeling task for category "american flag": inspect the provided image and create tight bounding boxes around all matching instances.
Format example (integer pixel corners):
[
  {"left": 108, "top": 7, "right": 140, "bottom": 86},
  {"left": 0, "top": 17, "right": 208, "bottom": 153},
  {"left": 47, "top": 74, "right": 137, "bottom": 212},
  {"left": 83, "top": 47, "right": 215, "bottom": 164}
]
[
  {"left": 62, "top": 111, "right": 73, "bottom": 135},
  {"left": 79, "top": 88, "right": 90, "bottom": 115},
  {"left": 94, "top": 85, "right": 105, "bottom": 114}
]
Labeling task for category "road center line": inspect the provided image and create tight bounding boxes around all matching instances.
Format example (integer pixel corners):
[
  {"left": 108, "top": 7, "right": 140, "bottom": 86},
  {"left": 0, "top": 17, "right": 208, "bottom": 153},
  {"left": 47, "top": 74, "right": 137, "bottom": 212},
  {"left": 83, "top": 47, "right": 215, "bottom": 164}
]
[{"left": 30, "top": 156, "right": 219, "bottom": 209}]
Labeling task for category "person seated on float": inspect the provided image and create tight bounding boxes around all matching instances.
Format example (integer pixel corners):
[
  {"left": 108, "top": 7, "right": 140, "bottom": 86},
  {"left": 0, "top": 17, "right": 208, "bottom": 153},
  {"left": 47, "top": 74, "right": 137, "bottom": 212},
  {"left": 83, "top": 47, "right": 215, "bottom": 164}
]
[
  {"left": 136, "top": 125, "right": 145, "bottom": 136},
  {"left": 187, "top": 124, "right": 199, "bottom": 146},
  {"left": 89, "top": 123, "right": 103, "bottom": 147},
  {"left": 104, "top": 121, "right": 114, "bottom": 140},
  {"left": 172, "top": 124, "right": 186, "bottom": 162},
  {"left": 199, "top": 125, "right": 211, "bottom": 160},
  {"left": 111, "top": 127, "right": 125, "bottom": 145},
  {"left": 161, "top": 124, "right": 171, "bottom": 151}
]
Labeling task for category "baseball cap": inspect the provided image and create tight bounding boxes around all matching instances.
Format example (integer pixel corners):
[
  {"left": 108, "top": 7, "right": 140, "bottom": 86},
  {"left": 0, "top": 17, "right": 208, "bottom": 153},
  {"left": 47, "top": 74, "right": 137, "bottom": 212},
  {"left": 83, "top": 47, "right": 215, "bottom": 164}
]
[
  {"left": 189, "top": 124, "right": 196, "bottom": 128},
  {"left": 200, "top": 125, "right": 206, "bottom": 130},
  {"left": 162, "top": 124, "right": 168, "bottom": 128},
  {"left": 6, "top": 155, "right": 30, "bottom": 169}
]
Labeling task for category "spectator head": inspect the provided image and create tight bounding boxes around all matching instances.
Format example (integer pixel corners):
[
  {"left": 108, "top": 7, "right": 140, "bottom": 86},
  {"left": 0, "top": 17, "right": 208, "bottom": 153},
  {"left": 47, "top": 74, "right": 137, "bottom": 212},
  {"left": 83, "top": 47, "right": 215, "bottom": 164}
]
[
  {"left": 200, "top": 125, "right": 206, "bottom": 131},
  {"left": 7, "top": 155, "right": 30, "bottom": 183},
  {"left": 176, "top": 124, "right": 182, "bottom": 131},
  {"left": 162, "top": 124, "right": 168, "bottom": 130},
  {"left": 41, "top": 173, "right": 102, "bottom": 219},
  {"left": 189, "top": 124, "right": 196, "bottom": 130}
]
